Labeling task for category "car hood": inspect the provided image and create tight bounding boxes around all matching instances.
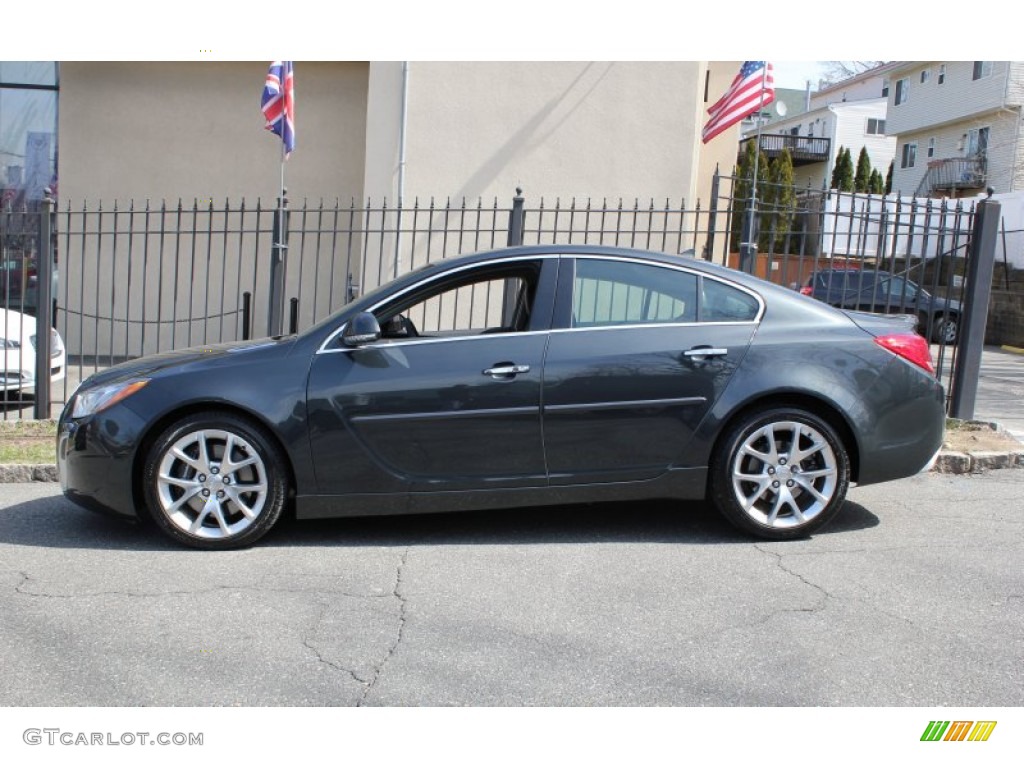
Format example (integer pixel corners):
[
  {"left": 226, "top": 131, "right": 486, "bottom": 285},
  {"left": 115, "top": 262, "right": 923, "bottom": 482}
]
[{"left": 78, "top": 336, "right": 298, "bottom": 390}]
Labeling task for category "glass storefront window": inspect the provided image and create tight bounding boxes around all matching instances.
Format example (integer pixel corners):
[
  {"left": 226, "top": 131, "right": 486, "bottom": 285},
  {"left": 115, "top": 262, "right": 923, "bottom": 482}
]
[
  {"left": 0, "top": 61, "right": 58, "bottom": 87},
  {"left": 1, "top": 62, "right": 58, "bottom": 209}
]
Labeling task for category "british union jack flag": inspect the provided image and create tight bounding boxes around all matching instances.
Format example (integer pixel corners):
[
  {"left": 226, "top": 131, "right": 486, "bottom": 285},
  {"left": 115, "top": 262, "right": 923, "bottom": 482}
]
[{"left": 261, "top": 61, "right": 295, "bottom": 157}]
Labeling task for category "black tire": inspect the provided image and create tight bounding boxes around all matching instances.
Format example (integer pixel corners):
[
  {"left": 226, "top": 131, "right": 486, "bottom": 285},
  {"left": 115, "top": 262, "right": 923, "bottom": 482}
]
[
  {"left": 932, "top": 314, "right": 958, "bottom": 345},
  {"left": 142, "top": 411, "right": 289, "bottom": 549},
  {"left": 709, "top": 408, "right": 850, "bottom": 540}
]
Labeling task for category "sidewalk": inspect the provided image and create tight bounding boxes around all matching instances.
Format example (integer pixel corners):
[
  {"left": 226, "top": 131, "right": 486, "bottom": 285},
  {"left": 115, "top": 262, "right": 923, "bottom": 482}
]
[{"left": 971, "top": 346, "right": 1024, "bottom": 441}]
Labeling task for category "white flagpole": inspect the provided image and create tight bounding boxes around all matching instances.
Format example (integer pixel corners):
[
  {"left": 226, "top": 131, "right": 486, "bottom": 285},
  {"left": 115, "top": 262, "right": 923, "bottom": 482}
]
[{"left": 741, "top": 62, "right": 770, "bottom": 275}]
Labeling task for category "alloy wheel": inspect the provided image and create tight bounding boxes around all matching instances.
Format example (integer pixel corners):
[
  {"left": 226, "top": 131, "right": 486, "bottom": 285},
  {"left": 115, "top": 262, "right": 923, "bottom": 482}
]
[
  {"left": 155, "top": 428, "right": 270, "bottom": 540},
  {"left": 729, "top": 420, "right": 839, "bottom": 529}
]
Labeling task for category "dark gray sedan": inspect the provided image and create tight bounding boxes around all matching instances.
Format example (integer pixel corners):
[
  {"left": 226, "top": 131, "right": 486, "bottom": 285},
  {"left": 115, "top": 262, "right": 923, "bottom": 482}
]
[{"left": 58, "top": 245, "right": 945, "bottom": 549}]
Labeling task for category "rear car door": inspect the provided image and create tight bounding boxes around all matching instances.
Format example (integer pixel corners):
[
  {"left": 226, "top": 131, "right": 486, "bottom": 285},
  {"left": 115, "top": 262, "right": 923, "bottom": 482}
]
[{"left": 541, "top": 256, "right": 761, "bottom": 485}]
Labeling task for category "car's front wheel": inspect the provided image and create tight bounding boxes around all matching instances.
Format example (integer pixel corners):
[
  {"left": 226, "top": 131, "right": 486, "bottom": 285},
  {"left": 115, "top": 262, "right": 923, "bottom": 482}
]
[
  {"left": 709, "top": 408, "right": 850, "bottom": 540},
  {"left": 142, "top": 412, "right": 289, "bottom": 549}
]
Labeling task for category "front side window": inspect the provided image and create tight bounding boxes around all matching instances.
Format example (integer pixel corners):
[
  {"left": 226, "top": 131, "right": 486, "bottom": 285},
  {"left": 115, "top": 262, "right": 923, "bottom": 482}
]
[
  {"left": 894, "top": 78, "right": 909, "bottom": 105},
  {"left": 376, "top": 261, "right": 543, "bottom": 339},
  {"left": 901, "top": 142, "right": 917, "bottom": 169},
  {"left": 927, "top": 137, "right": 936, "bottom": 158},
  {"left": 866, "top": 118, "right": 886, "bottom": 136},
  {"left": 920, "top": 69, "right": 931, "bottom": 84},
  {"left": 973, "top": 61, "right": 993, "bottom": 80},
  {"left": 938, "top": 64, "right": 946, "bottom": 84}
]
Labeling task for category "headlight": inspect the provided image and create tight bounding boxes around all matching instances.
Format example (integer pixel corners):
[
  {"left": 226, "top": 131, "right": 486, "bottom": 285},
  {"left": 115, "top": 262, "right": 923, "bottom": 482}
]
[
  {"left": 0, "top": 337, "right": 21, "bottom": 349},
  {"left": 71, "top": 379, "right": 149, "bottom": 418}
]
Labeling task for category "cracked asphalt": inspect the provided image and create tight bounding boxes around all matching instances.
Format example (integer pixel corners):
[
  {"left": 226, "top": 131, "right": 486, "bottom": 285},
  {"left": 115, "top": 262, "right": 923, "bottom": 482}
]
[{"left": 0, "top": 470, "right": 1021, "bottom": 706}]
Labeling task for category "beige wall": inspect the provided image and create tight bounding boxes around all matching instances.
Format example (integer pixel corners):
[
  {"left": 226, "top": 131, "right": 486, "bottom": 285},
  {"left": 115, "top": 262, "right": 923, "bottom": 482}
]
[
  {"left": 59, "top": 62, "right": 369, "bottom": 205},
  {"left": 365, "top": 61, "right": 736, "bottom": 207}
]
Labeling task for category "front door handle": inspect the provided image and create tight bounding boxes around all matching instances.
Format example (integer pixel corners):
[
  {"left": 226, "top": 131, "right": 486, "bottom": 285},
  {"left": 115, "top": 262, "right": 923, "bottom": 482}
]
[
  {"left": 684, "top": 347, "right": 728, "bottom": 361},
  {"left": 483, "top": 364, "right": 531, "bottom": 378}
]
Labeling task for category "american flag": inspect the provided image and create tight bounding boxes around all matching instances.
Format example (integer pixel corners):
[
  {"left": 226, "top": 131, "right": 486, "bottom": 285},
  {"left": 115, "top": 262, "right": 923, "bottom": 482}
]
[
  {"left": 701, "top": 61, "right": 774, "bottom": 144},
  {"left": 261, "top": 61, "right": 295, "bottom": 157}
]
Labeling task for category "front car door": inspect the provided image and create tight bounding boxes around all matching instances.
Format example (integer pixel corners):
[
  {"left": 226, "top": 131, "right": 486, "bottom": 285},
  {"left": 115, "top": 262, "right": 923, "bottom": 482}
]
[
  {"left": 306, "top": 256, "right": 557, "bottom": 497},
  {"left": 541, "top": 255, "right": 761, "bottom": 485}
]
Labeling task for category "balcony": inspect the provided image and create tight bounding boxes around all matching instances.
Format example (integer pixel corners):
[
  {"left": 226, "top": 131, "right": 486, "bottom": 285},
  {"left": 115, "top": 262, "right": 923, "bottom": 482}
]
[
  {"left": 914, "top": 156, "right": 987, "bottom": 198},
  {"left": 739, "top": 134, "right": 831, "bottom": 166}
]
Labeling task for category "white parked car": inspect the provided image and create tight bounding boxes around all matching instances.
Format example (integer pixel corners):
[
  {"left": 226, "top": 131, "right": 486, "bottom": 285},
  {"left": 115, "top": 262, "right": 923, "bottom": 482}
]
[{"left": 1, "top": 309, "right": 66, "bottom": 394}]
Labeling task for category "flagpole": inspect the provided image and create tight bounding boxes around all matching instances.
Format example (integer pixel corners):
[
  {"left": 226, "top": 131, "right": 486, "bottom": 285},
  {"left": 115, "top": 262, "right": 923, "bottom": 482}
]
[{"left": 740, "top": 63, "right": 770, "bottom": 275}]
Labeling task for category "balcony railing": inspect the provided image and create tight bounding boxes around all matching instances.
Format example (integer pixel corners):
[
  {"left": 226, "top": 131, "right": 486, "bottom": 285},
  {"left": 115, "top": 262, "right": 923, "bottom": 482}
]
[
  {"left": 914, "top": 156, "right": 988, "bottom": 197},
  {"left": 739, "top": 134, "right": 831, "bottom": 166}
]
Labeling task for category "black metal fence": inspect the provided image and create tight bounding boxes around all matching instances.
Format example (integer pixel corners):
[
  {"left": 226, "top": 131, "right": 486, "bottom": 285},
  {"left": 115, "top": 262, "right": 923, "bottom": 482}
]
[{"left": 1, "top": 171, "right": 1011, "bottom": 421}]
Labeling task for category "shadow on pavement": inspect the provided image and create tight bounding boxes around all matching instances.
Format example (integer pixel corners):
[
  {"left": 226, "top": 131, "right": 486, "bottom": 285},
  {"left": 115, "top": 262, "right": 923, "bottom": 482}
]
[{"left": 0, "top": 491, "right": 880, "bottom": 552}]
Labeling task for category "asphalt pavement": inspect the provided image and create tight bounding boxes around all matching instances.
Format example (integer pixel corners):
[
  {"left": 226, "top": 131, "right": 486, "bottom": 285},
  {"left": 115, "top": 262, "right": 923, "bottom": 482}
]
[{"left": 1, "top": 470, "right": 1022, "bottom": 706}]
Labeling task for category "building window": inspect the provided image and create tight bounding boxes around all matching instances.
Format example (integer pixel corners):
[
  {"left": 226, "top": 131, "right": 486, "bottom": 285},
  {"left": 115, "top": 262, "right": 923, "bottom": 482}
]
[
  {"left": 938, "top": 64, "right": 946, "bottom": 85},
  {"left": 882, "top": 78, "right": 890, "bottom": 97},
  {"left": 790, "top": 126, "right": 800, "bottom": 137},
  {"left": 866, "top": 118, "right": 886, "bottom": 136},
  {"left": 920, "top": 69, "right": 931, "bottom": 84},
  {"left": 967, "top": 127, "right": 990, "bottom": 157},
  {"left": 927, "top": 138, "right": 935, "bottom": 158},
  {"left": 901, "top": 143, "right": 917, "bottom": 169},
  {"left": 973, "top": 61, "right": 993, "bottom": 80},
  {"left": 894, "top": 78, "right": 909, "bottom": 105},
  {"left": 1, "top": 63, "right": 59, "bottom": 211}
]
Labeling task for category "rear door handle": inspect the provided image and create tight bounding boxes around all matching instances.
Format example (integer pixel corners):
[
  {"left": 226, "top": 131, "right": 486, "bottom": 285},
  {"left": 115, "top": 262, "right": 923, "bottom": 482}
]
[
  {"left": 483, "top": 364, "right": 531, "bottom": 378},
  {"left": 684, "top": 347, "right": 728, "bottom": 360}
]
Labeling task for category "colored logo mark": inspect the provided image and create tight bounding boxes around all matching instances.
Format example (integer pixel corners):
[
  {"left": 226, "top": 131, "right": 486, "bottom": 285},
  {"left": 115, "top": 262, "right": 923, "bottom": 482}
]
[{"left": 921, "top": 721, "right": 997, "bottom": 742}]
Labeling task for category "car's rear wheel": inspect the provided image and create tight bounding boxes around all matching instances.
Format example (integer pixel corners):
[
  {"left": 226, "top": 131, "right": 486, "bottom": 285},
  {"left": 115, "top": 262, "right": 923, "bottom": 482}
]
[
  {"left": 710, "top": 408, "right": 850, "bottom": 540},
  {"left": 932, "top": 314, "right": 958, "bottom": 344},
  {"left": 143, "top": 412, "right": 288, "bottom": 549}
]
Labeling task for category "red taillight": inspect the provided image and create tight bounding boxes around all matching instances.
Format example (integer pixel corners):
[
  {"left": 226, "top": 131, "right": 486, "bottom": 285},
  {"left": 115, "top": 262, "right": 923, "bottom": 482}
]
[
  {"left": 799, "top": 286, "right": 813, "bottom": 296},
  {"left": 874, "top": 333, "right": 934, "bottom": 374}
]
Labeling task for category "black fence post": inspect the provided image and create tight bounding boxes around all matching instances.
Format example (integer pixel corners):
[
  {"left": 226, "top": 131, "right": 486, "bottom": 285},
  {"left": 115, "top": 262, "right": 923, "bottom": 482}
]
[
  {"left": 241, "top": 291, "right": 252, "bottom": 341},
  {"left": 267, "top": 194, "right": 289, "bottom": 337},
  {"left": 289, "top": 297, "right": 299, "bottom": 335},
  {"left": 33, "top": 193, "right": 55, "bottom": 420},
  {"left": 704, "top": 166, "right": 720, "bottom": 261},
  {"left": 507, "top": 187, "right": 525, "bottom": 247},
  {"left": 949, "top": 198, "right": 1000, "bottom": 420}
]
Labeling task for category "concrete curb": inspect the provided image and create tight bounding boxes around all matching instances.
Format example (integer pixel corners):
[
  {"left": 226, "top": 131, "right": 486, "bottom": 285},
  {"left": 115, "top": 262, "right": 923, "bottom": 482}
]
[
  {"left": 932, "top": 451, "right": 1024, "bottom": 474},
  {"left": 0, "top": 464, "right": 59, "bottom": 482}
]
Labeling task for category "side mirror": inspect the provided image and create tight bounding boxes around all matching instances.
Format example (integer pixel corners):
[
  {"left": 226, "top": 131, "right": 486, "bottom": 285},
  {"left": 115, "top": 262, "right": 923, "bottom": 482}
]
[{"left": 342, "top": 312, "right": 381, "bottom": 347}]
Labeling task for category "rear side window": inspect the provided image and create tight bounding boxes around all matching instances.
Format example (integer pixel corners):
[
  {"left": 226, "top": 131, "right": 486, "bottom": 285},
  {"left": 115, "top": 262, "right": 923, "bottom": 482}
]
[
  {"left": 701, "top": 278, "right": 760, "bottom": 322},
  {"left": 572, "top": 259, "right": 698, "bottom": 327}
]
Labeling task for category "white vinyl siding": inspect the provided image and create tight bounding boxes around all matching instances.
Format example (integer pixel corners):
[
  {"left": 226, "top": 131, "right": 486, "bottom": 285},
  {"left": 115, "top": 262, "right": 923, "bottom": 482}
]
[{"left": 886, "top": 61, "right": 1013, "bottom": 135}]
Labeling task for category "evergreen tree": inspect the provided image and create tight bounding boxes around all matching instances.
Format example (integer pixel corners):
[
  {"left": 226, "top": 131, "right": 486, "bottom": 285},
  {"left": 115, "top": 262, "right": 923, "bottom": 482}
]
[
  {"left": 730, "top": 142, "right": 770, "bottom": 253},
  {"left": 869, "top": 169, "right": 884, "bottom": 195},
  {"left": 854, "top": 147, "right": 873, "bottom": 193},
  {"left": 830, "top": 145, "right": 845, "bottom": 189},
  {"left": 767, "top": 148, "right": 796, "bottom": 252},
  {"left": 835, "top": 147, "right": 855, "bottom": 192},
  {"left": 885, "top": 160, "right": 894, "bottom": 195}
]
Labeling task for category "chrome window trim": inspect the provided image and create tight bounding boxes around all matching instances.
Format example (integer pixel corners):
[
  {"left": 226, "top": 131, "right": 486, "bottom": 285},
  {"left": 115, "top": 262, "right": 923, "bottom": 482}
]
[
  {"left": 315, "top": 251, "right": 764, "bottom": 354},
  {"left": 569, "top": 253, "right": 766, "bottom": 325},
  {"left": 316, "top": 254, "right": 556, "bottom": 355}
]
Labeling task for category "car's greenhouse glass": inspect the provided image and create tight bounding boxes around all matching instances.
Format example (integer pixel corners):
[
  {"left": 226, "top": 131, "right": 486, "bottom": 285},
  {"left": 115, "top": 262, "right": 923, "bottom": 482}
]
[{"left": 573, "top": 258, "right": 697, "bottom": 327}]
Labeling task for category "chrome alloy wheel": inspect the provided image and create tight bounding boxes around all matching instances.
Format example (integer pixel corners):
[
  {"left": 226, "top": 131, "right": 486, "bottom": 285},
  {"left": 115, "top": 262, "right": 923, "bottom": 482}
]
[
  {"left": 730, "top": 420, "right": 839, "bottom": 529},
  {"left": 155, "top": 428, "right": 269, "bottom": 540}
]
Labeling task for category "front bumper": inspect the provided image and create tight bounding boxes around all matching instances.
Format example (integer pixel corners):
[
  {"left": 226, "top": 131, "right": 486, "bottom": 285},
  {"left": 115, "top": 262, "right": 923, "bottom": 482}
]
[{"left": 57, "top": 402, "right": 147, "bottom": 521}]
